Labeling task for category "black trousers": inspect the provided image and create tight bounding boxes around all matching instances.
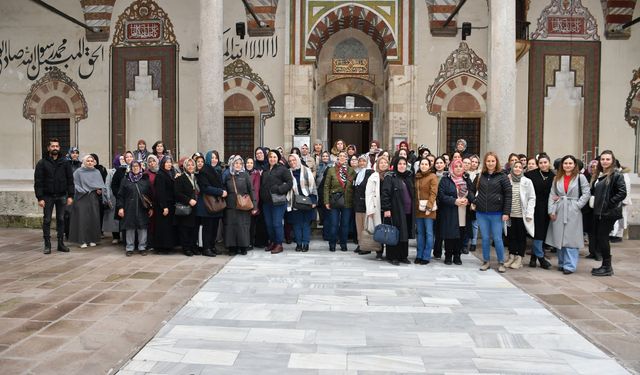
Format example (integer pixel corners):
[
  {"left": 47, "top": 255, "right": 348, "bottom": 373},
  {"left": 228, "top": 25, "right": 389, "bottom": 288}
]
[
  {"left": 42, "top": 195, "right": 66, "bottom": 240},
  {"left": 507, "top": 217, "right": 527, "bottom": 257},
  {"left": 178, "top": 225, "right": 197, "bottom": 251},
  {"left": 386, "top": 214, "right": 411, "bottom": 261},
  {"left": 201, "top": 217, "right": 220, "bottom": 250},
  {"left": 433, "top": 217, "right": 443, "bottom": 258},
  {"left": 444, "top": 226, "right": 466, "bottom": 257},
  {"left": 593, "top": 217, "right": 616, "bottom": 261}
]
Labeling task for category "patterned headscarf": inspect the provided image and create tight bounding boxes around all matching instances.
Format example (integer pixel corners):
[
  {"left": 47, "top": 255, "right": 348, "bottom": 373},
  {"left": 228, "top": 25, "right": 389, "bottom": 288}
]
[
  {"left": 127, "top": 161, "right": 144, "bottom": 183},
  {"left": 450, "top": 159, "right": 467, "bottom": 196},
  {"left": 146, "top": 154, "right": 159, "bottom": 173},
  {"left": 229, "top": 155, "right": 245, "bottom": 175}
]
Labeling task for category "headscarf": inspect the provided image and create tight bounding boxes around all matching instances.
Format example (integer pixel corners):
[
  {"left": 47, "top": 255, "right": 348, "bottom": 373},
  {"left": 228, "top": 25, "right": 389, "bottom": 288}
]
[
  {"left": 392, "top": 156, "right": 412, "bottom": 178},
  {"left": 121, "top": 151, "right": 134, "bottom": 169},
  {"left": 370, "top": 140, "right": 381, "bottom": 153},
  {"left": 354, "top": 154, "right": 370, "bottom": 186},
  {"left": 112, "top": 153, "right": 122, "bottom": 168},
  {"left": 450, "top": 159, "right": 467, "bottom": 196},
  {"left": 245, "top": 157, "right": 255, "bottom": 173},
  {"left": 288, "top": 153, "right": 302, "bottom": 171},
  {"left": 159, "top": 155, "right": 176, "bottom": 179},
  {"left": 146, "top": 155, "right": 159, "bottom": 173},
  {"left": 229, "top": 155, "right": 245, "bottom": 176},
  {"left": 73, "top": 155, "right": 106, "bottom": 197},
  {"left": 254, "top": 147, "right": 269, "bottom": 171},
  {"left": 192, "top": 152, "right": 205, "bottom": 172},
  {"left": 127, "top": 160, "right": 144, "bottom": 183},
  {"left": 456, "top": 138, "right": 467, "bottom": 151},
  {"left": 510, "top": 162, "right": 523, "bottom": 183},
  {"left": 205, "top": 150, "right": 221, "bottom": 173},
  {"left": 67, "top": 147, "right": 80, "bottom": 159},
  {"left": 181, "top": 157, "right": 199, "bottom": 192}
]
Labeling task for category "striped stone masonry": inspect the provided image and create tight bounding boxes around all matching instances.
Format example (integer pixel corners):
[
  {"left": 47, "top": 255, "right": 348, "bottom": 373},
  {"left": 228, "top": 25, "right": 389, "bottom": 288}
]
[
  {"left": 244, "top": 0, "right": 278, "bottom": 37},
  {"left": 80, "top": 0, "right": 116, "bottom": 42},
  {"left": 426, "top": 0, "right": 459, "bottom": 36},
  {"left": 601, "top": 0, "right": 637, "bottom": 39}
]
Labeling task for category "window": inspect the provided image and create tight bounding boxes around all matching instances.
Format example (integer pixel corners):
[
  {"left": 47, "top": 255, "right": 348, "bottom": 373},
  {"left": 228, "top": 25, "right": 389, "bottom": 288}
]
[
  {"left": 224, "top": 116, "right": 254, "bottom": 161},
  {"left": 446, "top": 117, "right": 480, "bottom": 155}
]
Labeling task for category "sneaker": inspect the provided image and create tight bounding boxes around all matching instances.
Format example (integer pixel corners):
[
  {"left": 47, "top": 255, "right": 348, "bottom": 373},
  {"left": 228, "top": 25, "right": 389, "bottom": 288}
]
[
  {"left": 125, "top": 251, "right": 133, "bottom": 257},
  {"left": 510, "top": 255, "right": 523, "bottom": 269},
  {"left": 479, "top": 262, "right": 490, "bottom": 271},
  {"left": 111, "top": 239, "right": 119, "bottom": 244},
  {"left": 504, "top": 254, "right": 516, "bottom": 268},
  {"left": 498, "top": 263, "right": 507, "bottom": 273},
  {"left": 140, "top": 250, "right": 148, "bottom": 256},
  {"left": 80, "top": 243, "right": 88, "bottom": 249},
  {"left": 89, "top": 242, "right": 97, "bottom": 247}
]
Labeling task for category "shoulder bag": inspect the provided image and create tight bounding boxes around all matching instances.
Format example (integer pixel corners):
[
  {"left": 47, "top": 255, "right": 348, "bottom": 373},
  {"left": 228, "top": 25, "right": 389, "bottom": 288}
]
[
  {"left": 373, "top": 218, "right": 399, "bottom": 246},
  {"left": 174, "top": 202, "right": 192, "bottom": 216},
  {"left": 232, "top": 175, "right": 254, "bottom": 211},
  {"left": 293, "top": 194, "right": 313, "bottom": 210},
  {"left": 135, "top": 184, "right": 152, "bottom": 209},
  {"left": 203, "top": 194, "right": 226, "bottom": 213}
]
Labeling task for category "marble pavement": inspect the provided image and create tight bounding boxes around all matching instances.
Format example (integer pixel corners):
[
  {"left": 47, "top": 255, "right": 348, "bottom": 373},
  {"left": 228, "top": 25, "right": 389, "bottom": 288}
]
[{"left": 118, "top": 242, "right": 630, "bottom": 374}]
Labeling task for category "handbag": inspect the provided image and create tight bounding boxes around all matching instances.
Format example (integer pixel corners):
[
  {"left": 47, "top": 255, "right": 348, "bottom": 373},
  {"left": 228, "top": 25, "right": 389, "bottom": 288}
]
[
  {"left": 135, "top": 184, "right": 152, "bottom": 209},
  {"left": 417, "top": 181, "right": 428, "bottom": 212},
  {"left": 232, "top": 176, "right": 254, "bottom": 211},
  {"left": 174, "top": 202, "right": 192, "bottom": 216},
  {"left": 271, "top": 192, "right": 287, "bottom": 205},
  {"left": 373, "top": 219, "right": 399, "bottom": 246},
  {"left": 203, "top": 194, "right": 226, "bottom": 213},
  {"left": 293, "top": 194, "right": 313, "bottom": 210},
  {"left": 329, "top": 191, "right": 345, "bottom": 209}
]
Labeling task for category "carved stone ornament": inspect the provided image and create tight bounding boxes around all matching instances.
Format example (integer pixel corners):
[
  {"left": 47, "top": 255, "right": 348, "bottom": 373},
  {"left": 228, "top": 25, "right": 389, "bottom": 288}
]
[
  {"left": 112, "top": 0, "right": 178, "bottom": 47},
  {"left": 23, "top": 67, "right": 88, "bottom": 121},
  {"left": 625, "top": 68, "right": 640, "bottom": 129},
  {"left": 531, "top": 0, "right": 599, "bottom": 41},
  {"left": 224, "top": 59, "right": 276, "bottom": 119},
  {"left": 425, "top": 42, "right": 487, "bottom": 113}
]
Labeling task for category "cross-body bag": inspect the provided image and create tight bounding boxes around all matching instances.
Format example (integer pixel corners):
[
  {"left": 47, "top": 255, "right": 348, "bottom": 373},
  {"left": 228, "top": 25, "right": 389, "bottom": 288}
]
[
  {"left": 232, "top": 175, "right": 254, "bottom": 211},
  {"left": 135, "top": 183, "right": 152, "bottom": 209}
]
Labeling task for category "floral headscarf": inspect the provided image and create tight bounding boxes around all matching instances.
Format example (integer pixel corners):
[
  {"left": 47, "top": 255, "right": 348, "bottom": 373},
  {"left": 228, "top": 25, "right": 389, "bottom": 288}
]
[{"left": 127, "top": 161, "right": 144, "bottom": 183}]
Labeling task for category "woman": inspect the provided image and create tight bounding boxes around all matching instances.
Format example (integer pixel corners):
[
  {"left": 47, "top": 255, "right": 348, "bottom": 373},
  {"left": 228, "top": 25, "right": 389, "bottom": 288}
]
[
  {"left": 414, "top": 158, "right": 438, "bottom": 264},
  {"left": 466, "top": 154, "right": 481, "bottom": 253},
  {"left": 451, "top": 151, "right": 463, "bottom": 163},
  {"left": 254, "top": 147, "right": 269, "bottom": 172},
  {"left": 526, "top": 157, "right": 538, "bottom": 172},
  {"left": 64, "top": 147, "right": 82, "bottom": 240},
  {"left": 132, "top": 139, "right": 149, "bottom": 162},
  {"left": 524, "top": 154, "right": 554, "bottom": 269},
  {"left": 324, "top": 151, "right": 356, "bottom": 252},
  {"left": 112, "top": 151, "right": 135, "bottom": 241},
  {"left": 285, "top": 153, "right": 317, "bottom": 252},
  {"left": 504, "top": 161, "right": 536, "bottom": 269},
  {"left": 102, "top": 154, "right": 122, "bottom": 243},
  {"left": 223, "top": 155, "right": 256, "bottom": 255},
  {"left": 245, "top": 157, "right": 264, "bottom": 249},
  {"left": 117, "top": 160, "right": 153, "bottom": 256},
  {"left": 69, "top": 154, "right": 105, "bottom": 248},
  {"left": 365, "top": 156, "right": 389, "bottom": 260},
  {"left": 348, "top": 154, "right": 359, "bottom": 170},
  {"left": 206, "top": 150, "right": 223, "bottom": 174},
  {"left": 260, "top": 150, "right": 293, "bottom": 254},
  {"left": 145, "top": 155, "right": 159, "bottom": 248},
  {"left": 546, "top": 155, "right": 590, "bottom": 274},
  {"left": 195, "top": 151, "right": 226, "bottom": 257},
  {"left": 381, "top": 157, "right": 415, "bottom": 265},
  {"left": 347, "top": 144, "right": 357, "bottom": 158},
  {"left": 590, "top": 150, "right": 627, "bottom": 276},
  {"left": 174, "top": 157, "right": 199, "bottom": 256},
  {"left": 316, "top": 151, "right": 333, "bottom": 240},
  {"left": 152, "top": 140, "right": 169, "bottom": 159},
  {"left": 330, "top": 139, "right": 346, "bottom": 162},
  {"left": 432, "top": 156, "right": 447, "bottom": 259},
  {"left": 475, "top": 152, "right": 512, "bottom": 273},
  {"left": 437, "top": 160, "right": 475, "bottom": 265},
  {"left": 153, "top": 156, "right": 177, "bottom": 253},
  {"left": 353, "top": 154, "right": 374, "bottom": 254},
  {"left": 505, "top": 153, "right": 519, "bottom": 172}
]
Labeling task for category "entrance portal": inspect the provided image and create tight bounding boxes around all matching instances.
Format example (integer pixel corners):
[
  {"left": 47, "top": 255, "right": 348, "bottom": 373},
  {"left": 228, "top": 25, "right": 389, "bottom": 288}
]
[{"left": 328, "top": 94, "right": 372, "bottom": 153}]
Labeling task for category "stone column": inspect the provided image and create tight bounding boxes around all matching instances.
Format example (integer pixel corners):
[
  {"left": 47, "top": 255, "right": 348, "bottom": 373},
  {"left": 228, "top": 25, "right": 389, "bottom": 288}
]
[
  {"left": 487, "top": 0, "right": 516, "bottom": 159},
  {"left": 198, "top": 0, "right": 224, "bottom": 155}
]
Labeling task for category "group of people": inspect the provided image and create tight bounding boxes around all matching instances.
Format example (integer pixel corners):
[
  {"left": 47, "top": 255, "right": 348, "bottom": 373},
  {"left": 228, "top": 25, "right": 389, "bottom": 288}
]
[{"left": 34, "top": 137, "right": 629, "bottom": 276}]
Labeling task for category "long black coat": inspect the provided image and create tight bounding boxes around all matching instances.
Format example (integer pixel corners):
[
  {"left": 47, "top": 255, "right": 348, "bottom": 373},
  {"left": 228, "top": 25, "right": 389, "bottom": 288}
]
[
  {"left": 117, "top": 175, "right": 152, "bottom": 230},
  {"left": 173, "top": 173, "right": 197, "bottom": 227},
  {"left": 195, "top": 165, "right": 225, "bottom": 218},
  {"left": 437, "top": 173, "right": 476, "bottom": 239},
  {"left": 381, "top": 171, "right": 415, "bottom": 242},
  {"left": 153, "top": 170, "right": 176, "bottom": 248},
  {"left": 525, "top": 169, "right": 555, "bottom": 240}
]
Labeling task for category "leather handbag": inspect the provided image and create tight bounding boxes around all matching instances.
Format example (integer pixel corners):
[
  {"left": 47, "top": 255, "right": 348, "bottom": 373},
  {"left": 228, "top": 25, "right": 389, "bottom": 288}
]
[
  {"left": 174, "top": 202, "right": 192, "bottom": 216},
  {"left": 203, "top": 194, "right": 226, "bottom": 213},
  {"left": 293, "top": 194, "right": 313, "bottom": 210},
  {"left": 373, "top": 219, "right": 399, "bottom": 246},
  {"left": 271, "top": 192, "right": 287, "bottom": 205},
  {"left": 329, "top": 191, "right": 345, "bottom": 209},
  {"left": 232, "top": 176, "right": 254, "bottom": 211},
  {"left": 135, "top": 184, "right": 152, "bottom": 209}
]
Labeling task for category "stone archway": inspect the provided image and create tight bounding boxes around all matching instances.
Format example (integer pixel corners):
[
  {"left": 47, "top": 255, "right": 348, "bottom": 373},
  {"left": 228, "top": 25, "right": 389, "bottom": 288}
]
[{"left": 23, "top": 67, "right": 88, "bottom": 166}]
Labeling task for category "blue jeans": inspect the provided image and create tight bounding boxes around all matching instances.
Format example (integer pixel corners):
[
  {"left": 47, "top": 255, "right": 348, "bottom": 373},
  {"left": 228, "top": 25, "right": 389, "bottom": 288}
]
[
  {"left": 558, "top": 247, "right": 579, "bottom": 272},
  {"left": 416, "top": 218, "right": 434, "bottom": 260},
  {"left": 292, "top": 219, "right": 311, "bottom": 245},
  {"left": 263, "top": 203, "right": 286, "bottom": 245},
  {"left": 476, "top": 212, "right": 505, "bottom": 263},
  {"left": 328, "top": 207, "right": 352, "bottom": 247},
  {"left": 532, "top": 239, "right": 545, "bottom": 258}
]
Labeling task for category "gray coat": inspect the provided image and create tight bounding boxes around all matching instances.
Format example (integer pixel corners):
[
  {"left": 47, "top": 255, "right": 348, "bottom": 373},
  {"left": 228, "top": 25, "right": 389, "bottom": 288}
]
[{"left": 545, "top": 174, "right": 590, "bottom": 249}]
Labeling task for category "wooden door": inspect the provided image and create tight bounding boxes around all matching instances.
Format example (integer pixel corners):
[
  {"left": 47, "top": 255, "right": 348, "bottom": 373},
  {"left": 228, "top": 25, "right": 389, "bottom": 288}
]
[{"left": 330, "top": 121, "right": 370, "bottom": 154}]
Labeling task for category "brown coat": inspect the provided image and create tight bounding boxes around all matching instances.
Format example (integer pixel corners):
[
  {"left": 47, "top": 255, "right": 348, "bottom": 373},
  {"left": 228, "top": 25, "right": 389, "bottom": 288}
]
[{"left": 415, "top": 170, "right": 438, "bottom": 219}]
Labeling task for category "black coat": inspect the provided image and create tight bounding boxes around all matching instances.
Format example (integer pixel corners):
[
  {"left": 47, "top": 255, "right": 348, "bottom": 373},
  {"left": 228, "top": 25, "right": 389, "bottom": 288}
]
[
  {"left": 195, "top": 165, "right": 225, "bottom": 218},
  {"left": 117, "top": 175, "right": 152, "bottom": 230},
  {"left": 260, "top": 163, "right": 293, "bottom": 204},
  {"left": 353, "top": 169, "right": 374, "bottom": 213},
  {"left": 34, "top": 155, "right": 74, "bottom": 200},
  {"left": 437, "top": 173, "right": 476, "bottom": 239},
  {"left": 173, "top": 173, "right": 198, "bottom": 227},
  {"left": 474, "top": 171, "right": 512, "bottom": 214},
  {"left": 153, "top": 170, "right": 177, "bottom": 248},
  {"left": 525, "top": 169, "right": 555, "bottom": 240},
  {"left": 592, "top": 172, "right": 627, "bottom": 220},
  {"left": 381, "top": 171, "right": 415, "bottom": 241}
]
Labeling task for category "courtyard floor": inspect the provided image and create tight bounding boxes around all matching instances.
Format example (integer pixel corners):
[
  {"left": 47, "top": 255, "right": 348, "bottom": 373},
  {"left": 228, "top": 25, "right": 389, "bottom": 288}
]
[{"left": 0, "top": 228, "right": 638, "bottom": 374}]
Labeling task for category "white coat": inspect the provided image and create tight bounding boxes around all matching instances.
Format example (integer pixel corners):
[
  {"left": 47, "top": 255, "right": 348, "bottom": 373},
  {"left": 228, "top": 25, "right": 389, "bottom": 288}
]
[
  {"left": 364, "top": 172, "right": 383, "bottom": 233},
  {"left": 508, "top": 175, "right": 536, "bottom": 237}
]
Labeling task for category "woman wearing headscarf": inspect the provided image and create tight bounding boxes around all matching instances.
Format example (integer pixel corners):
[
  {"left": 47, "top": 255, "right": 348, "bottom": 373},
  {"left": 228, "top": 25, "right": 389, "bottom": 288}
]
[
  {"left": 414, "top": 157, "right": 438, "bottom": 264},
  {"left": 285, "top": 153, "right": 317, "bottom": 252},
  {"left": 353, "top": 154, "right": 374, "bottom": 254},
  {"left": 432, "top": 156, "right": 448, "bottom": 259},
  {"left": 316, "top": 151, "right": 333, "bottom": 240},
  {"left": 69, "top": 154, "right": 106, "bottom": 248},
  {"left": 132, "top": 139, "right": 149, "bottom": 162},
  {"left": 194, "top": 151, "right": 226, "bottom": 257},
  {"left": 222, "top": 155, "right": 256, "bottom": 255},
  {"left": 260, "top": 150, "right": 293, "bottom": 254},
  {"left": 64, "top": 147, "right": 82, "bottom": 240},
  {"left": 245, "top": 157, "right": 266, "bottom": 249},
  {"left": 174, "top": 157, "right": 199, "bottom": 256},
  {"left": 324, "top": 150, "right": 356, "bottom": 252},
  {"left": 153, "top": 155, "right": 177, "bottom": 253},
  {"left": 254, "top": 147, "right": 269, "bottom": 172},
  {"left": 117, "top": 160, "right": 153, "bottom": 256},
  {"left": 90, "top": 153, "right": 108, "bottom": 230},
  {"left": 205, "top": 150, "right": 223, "bottom": 174},
  {"left": 144, "top": 154, "right": 160, "bottom": 247},
  {"left": 381, "top": 156, "right": 415, "bottom": 265},
  {"left": 111, "top": 151, "right": 134, "bottom": 244},
  {"left": 103, "top": 154, "right": 122, "bottom": 243},
  {"left": 365, "top": 156, "right": 390, "bottom": 260}
]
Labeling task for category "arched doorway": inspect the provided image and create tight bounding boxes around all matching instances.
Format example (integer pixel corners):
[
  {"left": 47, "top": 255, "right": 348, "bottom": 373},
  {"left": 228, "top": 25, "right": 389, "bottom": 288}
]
[{"left": 328, "top": 94, "right": 373, "bottom": 153}]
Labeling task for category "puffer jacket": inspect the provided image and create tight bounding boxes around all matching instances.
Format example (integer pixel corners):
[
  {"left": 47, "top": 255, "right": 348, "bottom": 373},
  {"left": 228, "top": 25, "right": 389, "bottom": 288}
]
[
  {"left": 592, "top": 171, "right": 626, "bottom": 220},
  {"left": 474, "top": 171, "right": 512, "bottom": 215},
  {"left": 34, "top": 156, "right": 74, "bottom": 200},
  {"left": 260, "top": 163, "right": 293, "bottom": 204}
]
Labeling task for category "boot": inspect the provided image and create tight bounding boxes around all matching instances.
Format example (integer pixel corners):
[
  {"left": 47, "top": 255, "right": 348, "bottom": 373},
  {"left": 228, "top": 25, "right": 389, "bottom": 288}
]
[
  {"left": 240, "top": 248, "right": 248, "bottom": 255},
  {"left": 529, "top": 255, "right": 537, "bottom": 268},
  {"left": 271, "top": 244, "right": 283, "bottom": 254},
  {"left": 295, "top": 243, "right": 302, "bottom": 252},
  {"left": 453, "top": 253, "right": 462, "bottom": 265},
  {"left": 504, "top": 254, "right": 516, "bottom": 268},
  {"left": 375, "top": 251, "right": 383, "bottom": 260},
  {"left": 510, "top": 255, "right": 523, "bottom": 269},
  {"left": 469, "top": 244, "right": 476, "bottom": 252},
  {"left": 202, "top": 248, "right": 216, "bottom": 257},
  {"left": 461, "top": 246, "right": 469, "bottom": 255},
  {"left": 537, "top": 256, "right": 551, "bottom": 270},
  {"left": 302, "top": 244, "right": 309, "bottom": 252},
  {"left": 592, "top": 258, "right": 614, "bottom": 276},
  {"left": 57, "top": 239, "right": 70, "bottom": 252},
  {"left": 43, "top": 237, "right": 51, "bottom": 254},
  {"left": 444, "top": 253, "right": 453, "bottom": 265}
]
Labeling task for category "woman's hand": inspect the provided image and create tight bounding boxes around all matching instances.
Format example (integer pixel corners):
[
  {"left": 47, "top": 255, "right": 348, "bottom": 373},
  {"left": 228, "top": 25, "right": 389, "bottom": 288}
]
[
  {"left": 96, "top": 189, "right": 102, "bottom": 195},
  {"left": 384, "top": 210, "right": 391, "bottom": 218},
  {"left": 502, "top": 215, "right": 509, "bottom": 222},
  {"left": 325, "top": 203, "right": 331, "bottom": 210},
  {"left": 118, "top": 208, "right": 124, "bottom": 218},
  {"left": 189, "top": 199, "right": 197, "bottom": 207},
  {"left": 550, "top": 213, "right": 557, "bottom": 221},
  {"left": 148, "top": 209, "right": 153, "bottom": 217},
  {"left": 222, "top": 190, "right": 228, "bottom": 198},
  {"left": 552, "top": 195, "right": 560, "bottom": 202},
  {"left": 163, "top": 208, "right": 169, "bottom": 216}
]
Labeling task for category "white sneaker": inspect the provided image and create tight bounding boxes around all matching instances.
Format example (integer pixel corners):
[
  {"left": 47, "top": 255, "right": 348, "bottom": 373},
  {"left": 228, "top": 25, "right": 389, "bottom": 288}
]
[
  {"left": 111, "top": 239, "right": 119, "bottom": 244},
  {"left": 89, "top": 242, "right": 97, "bottom": 247},
  {"left": 80, "top": 243, "right": 88, "bottom": 248}
]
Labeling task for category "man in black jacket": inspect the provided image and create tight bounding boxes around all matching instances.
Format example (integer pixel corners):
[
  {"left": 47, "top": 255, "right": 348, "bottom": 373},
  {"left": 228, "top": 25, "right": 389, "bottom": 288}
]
[{"left": 34, "top": 138, "right": 74, "bottom": 254}]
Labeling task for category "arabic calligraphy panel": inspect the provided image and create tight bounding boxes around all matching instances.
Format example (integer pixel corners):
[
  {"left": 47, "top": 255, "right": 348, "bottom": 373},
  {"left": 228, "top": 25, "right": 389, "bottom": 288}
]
[{"left": 125, "top": 20, "right": 163, "bottom": 42}]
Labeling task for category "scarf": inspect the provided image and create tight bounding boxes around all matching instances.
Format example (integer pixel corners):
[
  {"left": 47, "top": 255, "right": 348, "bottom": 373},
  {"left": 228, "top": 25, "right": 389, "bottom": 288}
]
[
  {"left": 229, "top": 155, "right": 245, "bottom": 176},
  {"left": 146, "top": 155, "right": 159, "bottom": 173},
  {"left": 73, "top": 165, "right": 105, "bottom": 197},
  {"left": 336, "top": 162, "right": 348, "bottom": 188},
  {"left": 510, "top": 168, "right": 522, "bottom": 183},
  {"left": 354, "top": 156, "right": 370, "bottom": 186},
  {"left": 127, "top": 161, "right": 144, "bottom": 183},
  {"left": 450, "top": 160, "right": 467, "bottom": 196}
]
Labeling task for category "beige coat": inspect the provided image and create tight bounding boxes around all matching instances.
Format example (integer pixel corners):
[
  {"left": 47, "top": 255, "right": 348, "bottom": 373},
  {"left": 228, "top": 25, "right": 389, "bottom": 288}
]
[{"left": 364, "top": 172, "right": 383, "bottom": 233}]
